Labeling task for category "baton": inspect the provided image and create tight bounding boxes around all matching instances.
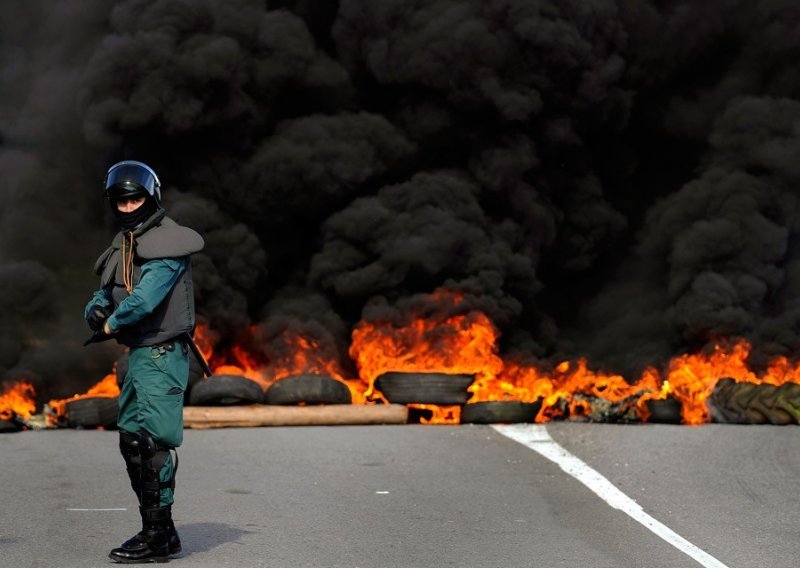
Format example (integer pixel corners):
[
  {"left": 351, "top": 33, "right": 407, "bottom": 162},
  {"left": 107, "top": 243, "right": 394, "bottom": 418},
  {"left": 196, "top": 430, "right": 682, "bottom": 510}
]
[
  {"left": 181, "top": 332, "right": 213, "bottom": 377},
  {"left": 83, "top": 331, "right": 113, "bottom": 346}
]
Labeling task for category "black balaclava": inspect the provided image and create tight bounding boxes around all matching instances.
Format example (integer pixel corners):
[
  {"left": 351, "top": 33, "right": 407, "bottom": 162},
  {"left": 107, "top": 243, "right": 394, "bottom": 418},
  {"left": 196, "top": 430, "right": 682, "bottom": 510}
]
[{"left": 111, "top": 195, "right": 159, "bottom": 231}]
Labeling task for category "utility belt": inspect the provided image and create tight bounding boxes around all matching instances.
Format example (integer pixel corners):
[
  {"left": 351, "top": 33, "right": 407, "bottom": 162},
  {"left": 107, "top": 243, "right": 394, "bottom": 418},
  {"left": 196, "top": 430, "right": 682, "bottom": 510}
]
[{"left": 149, "top": 337, "right": 188, "bottom": 356}]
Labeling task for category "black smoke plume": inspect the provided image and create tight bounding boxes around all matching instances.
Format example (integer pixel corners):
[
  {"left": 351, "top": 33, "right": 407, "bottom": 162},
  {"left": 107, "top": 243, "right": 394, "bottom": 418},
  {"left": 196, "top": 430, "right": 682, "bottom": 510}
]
[{"left": 2, "top": 0, "right": 800, "bottom": 395}]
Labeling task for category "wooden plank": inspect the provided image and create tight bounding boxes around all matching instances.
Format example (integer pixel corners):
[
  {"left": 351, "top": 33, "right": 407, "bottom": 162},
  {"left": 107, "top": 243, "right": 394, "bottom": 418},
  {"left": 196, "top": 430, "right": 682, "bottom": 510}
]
[{"left": 184, "top": 404, "right": 408, "bottom": 428}]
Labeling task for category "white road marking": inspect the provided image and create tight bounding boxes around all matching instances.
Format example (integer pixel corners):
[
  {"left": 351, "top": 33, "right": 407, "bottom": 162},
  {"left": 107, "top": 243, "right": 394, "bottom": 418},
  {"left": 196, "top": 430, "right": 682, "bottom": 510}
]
[
  {"left": 66, "top": 508, "right": 128, "bottom": 511},
  {"left": 493, "top": 424, "right": 730, "bottom": 568},
  {"left": 375, "top": 491, "right": 390, "bottom": 494}
]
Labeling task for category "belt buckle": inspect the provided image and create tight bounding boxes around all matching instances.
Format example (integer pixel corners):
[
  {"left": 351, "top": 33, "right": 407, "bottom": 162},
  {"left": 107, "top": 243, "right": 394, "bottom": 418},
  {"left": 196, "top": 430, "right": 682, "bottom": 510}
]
[
  {"left": 151, "top": 342, "right": 170, "bottom": 356},
  {"left": 150, "top": 340, "right": 175, "bottom": 357}
]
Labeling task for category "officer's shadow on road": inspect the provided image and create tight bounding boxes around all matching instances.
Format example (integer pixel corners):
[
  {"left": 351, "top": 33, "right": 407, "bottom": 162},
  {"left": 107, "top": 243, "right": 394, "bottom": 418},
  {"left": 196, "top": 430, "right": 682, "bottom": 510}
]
[{"left": 177, "top": 522, "right": 253, "bottom": 557}]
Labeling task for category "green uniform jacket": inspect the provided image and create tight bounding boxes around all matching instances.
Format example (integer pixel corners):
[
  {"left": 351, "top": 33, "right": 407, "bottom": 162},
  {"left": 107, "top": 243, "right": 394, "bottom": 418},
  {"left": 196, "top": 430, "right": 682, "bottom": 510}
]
[{"left": 87, "top": 209, "right": 204, "bottom": 347}]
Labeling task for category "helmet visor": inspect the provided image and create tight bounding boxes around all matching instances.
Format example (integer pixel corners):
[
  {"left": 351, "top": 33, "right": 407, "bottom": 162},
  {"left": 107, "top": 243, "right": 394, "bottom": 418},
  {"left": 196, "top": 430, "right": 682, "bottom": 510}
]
[{"left": 104, "top": 163, "right": 158, "bottom": 195}]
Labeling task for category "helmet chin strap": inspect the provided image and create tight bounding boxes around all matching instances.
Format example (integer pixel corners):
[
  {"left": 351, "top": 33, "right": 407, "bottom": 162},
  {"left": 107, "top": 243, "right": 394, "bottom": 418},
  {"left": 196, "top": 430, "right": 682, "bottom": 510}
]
[{"left": 112, "top": 196, "right": 158, "bottom": 231}]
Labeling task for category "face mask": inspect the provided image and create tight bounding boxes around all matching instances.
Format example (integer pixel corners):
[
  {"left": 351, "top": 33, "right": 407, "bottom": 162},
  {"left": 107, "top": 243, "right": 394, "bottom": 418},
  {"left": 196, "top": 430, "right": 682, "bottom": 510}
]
[{"left": 111, "top": 196, "right": 158, "bottom": 231}]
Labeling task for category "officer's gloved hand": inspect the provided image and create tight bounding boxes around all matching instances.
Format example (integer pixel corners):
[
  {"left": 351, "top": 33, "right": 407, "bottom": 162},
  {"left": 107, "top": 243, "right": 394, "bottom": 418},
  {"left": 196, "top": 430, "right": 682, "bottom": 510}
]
[{"left": 86, "top": 305, "right": 111, "bottom": 332}]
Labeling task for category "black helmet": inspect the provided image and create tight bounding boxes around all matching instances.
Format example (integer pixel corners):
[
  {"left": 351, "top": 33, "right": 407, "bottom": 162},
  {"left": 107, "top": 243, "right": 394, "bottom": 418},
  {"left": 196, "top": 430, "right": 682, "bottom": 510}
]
[{"left": 104, "top": 160, "right": 161, "bottom": 202}]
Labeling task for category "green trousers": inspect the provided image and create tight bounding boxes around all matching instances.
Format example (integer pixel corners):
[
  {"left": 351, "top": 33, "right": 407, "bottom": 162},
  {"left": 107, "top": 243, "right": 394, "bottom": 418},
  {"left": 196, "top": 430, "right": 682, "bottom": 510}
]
[{"left": 118, "top": 340, "right": 189, "bottom": 506}]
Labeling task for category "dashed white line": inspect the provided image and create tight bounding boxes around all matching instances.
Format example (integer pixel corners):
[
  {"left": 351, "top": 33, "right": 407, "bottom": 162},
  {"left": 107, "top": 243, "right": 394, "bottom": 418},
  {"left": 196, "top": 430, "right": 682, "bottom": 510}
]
[
  {"left": 66, "top": 508, "right": 128, "bottom": 512},
  {"left": 492, "top": 424, "right": 730, "bottom": 568}
]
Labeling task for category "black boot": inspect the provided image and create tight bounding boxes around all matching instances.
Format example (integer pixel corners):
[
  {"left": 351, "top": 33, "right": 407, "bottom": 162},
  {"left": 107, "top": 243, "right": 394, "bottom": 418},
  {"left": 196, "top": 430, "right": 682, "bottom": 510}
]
[
  {"left": 115, "top": 506, "right": 182, "bottom": 556},
  {"left": 108, "top": 527, "right": 169, "bottom": 564},
  {"left": 111, "top": 430, "right": 179, "bottom": 563},
  {"left": 165, "top": 516, "right": 182, "bottom": 554}
]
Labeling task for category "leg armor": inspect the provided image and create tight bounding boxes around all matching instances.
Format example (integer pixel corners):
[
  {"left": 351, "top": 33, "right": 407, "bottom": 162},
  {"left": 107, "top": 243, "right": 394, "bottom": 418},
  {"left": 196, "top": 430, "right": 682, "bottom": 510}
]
[
  {"left": 111, "top": 430, "right": 179, "bottom": 563},
  {"left": 118, "top": 430, "right": 179, "bottom": 509},
  {"left": 119, "top": 431, "right": 142, "bottom": 497},
  {"left": 136, "top": 429, "right": 178, "bottom": 517}
]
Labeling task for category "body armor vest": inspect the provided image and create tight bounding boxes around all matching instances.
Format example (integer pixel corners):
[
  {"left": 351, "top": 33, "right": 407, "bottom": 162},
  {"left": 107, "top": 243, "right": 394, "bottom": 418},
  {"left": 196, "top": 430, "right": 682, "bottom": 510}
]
[{"left": 94, "top": 210, "right": 204, "bottom": 348}]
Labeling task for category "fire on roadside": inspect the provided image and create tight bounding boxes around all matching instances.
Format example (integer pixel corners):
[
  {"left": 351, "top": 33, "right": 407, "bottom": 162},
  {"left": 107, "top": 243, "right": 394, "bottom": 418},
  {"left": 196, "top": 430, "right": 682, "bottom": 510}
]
[
  {"left": 0, "top": 380, "right": 37, "bottom": 421},
  {"left": 345, "top": 291, "right": 799, "bottom": 425},
  {"left": 639, "top": 340, "right": 799, "bottom": 425},
  {"left": 47, "top": 373, "right": 120, "bottom": 425},
  {"left": 194, "top": 323, "right": 266, "bottom": 387},
  {"left": 14, "top": 291, "right": 800, "bottom": 428},
  {"left": 407, "top": 404, "right": 462, "bottom": 425},
  {"left": 194, "top": 324, "right": 366, "bottom": 403},
  {"left": 468, "top": 338, "right": 800, "bottom": 425},
  {"left": 349, "top": 291, "right": 504, "bottom": 403},
  {"left": 259, "top": 330, "right": 367, "bottom": 404}
]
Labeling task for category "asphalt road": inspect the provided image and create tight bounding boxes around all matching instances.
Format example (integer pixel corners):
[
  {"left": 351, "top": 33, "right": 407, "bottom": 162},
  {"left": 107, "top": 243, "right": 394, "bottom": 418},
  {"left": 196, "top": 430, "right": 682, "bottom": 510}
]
[{"left": 1, "top": 423, "right": 798, "bottom": 568}]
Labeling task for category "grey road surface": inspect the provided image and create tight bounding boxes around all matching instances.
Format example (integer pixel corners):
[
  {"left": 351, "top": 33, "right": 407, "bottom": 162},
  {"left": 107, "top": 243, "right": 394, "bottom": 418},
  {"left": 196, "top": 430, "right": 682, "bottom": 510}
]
[{"left": 1, "top": 423, "right": 797, "bottom": 568}]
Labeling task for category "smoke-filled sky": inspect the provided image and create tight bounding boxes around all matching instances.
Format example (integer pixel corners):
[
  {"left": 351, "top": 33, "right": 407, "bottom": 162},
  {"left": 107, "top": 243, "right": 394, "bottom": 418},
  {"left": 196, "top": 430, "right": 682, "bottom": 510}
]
[{"left": 2, "top": 0, "right": 800, "bottom": 397}]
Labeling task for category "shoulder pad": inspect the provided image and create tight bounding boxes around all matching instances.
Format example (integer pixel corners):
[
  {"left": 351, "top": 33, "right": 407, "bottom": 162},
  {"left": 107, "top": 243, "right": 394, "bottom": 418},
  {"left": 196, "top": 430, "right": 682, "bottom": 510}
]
[
  {"left": 94, "top": 246, "right": 113, "bottom": 275},
  {"left": 93, "top": 239, "right": 120, "bottom": 275},
  {"left": 136, "top": 220, "right": 205, "bottom": 260}
]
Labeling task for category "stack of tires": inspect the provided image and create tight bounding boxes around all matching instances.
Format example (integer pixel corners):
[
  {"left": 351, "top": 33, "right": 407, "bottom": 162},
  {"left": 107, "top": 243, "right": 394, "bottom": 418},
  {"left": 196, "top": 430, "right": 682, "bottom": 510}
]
[
  {"left": 374, "top": 372, "right": 540, "bottom": 424},
  {"left": 187, "top": 370, "right": 541, "bottom": 424},
  {"left": 709, "top": 378, "right": 800, "bottom": 425},
  {"left": 189, "top": 373, "right": 353, "bottom": 407}
]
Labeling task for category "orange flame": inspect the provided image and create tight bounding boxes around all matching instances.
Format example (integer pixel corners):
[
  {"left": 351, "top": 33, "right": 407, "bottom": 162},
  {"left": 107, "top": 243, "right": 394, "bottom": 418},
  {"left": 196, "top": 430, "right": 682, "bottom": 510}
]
[
  {"left": 55, "top": 305, "right": 798, "bottom": 427},
  {"left": 652, "top": 339, "right": 796, "bottom": 424},
  {"left": 470, "top": 361, "right": 553, "bottom": 404},
  {"left": 262, "top": 330, "right": 366, "bottom": 404},
  {"left": 193, "top": 322, "right": 218, "bottom": 362},
  {"left": 0, "top": 380, "right": 36, "bottom": 421},
  {"left": 267, "top": 333, "right": 342, "bottom": 382},
  {"left": 348, "top": 290, "right": 799, "bottom": 424},
  {"left": 479, "top": 339, "right": 799, "bottom": 424},
  {"left": 193, "top": 324, "right": 270, "bottom": 388},
  {"left": 48, "top": 373, "right": 120, "bottom": 421},
  {"left": 350, "top": 294, "right": 503, "bottom": 399},
  {"left": 408, "top": 404, "right": 461, "bottom": 425},
  {"left": 194, "top": 324, "right": 364, "bottom": 402},
  {"left": 543, "top": 360, "right": 660, "bottom": 422}
]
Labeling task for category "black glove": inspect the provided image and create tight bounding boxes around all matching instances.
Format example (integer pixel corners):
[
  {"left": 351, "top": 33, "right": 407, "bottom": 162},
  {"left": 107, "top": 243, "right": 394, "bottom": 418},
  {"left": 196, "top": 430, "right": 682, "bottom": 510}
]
[{"left": 87, "top": 305, "right": 111, "bottom": 332}]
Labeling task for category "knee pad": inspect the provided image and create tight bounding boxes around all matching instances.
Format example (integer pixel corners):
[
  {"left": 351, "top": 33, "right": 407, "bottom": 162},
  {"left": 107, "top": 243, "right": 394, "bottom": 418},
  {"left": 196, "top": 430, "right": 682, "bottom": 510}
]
[
  {"left": 137, "top": 430, "right": 175, "bottom": 472},
  {"left": 119, "top": 431, "right": 142, "bottom": 495},
  {"left": 119, "top": 430, "right": 140, "bottom": 465},
  {"left": 137, "top": 430, "right": 178, "bottom": 509}
]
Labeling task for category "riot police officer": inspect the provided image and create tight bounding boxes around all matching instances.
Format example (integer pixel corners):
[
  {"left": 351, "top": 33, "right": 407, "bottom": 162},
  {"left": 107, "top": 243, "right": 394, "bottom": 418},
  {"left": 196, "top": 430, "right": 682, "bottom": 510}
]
[{"left": 85, "top": 160, "right": 204, "bottom": 563}]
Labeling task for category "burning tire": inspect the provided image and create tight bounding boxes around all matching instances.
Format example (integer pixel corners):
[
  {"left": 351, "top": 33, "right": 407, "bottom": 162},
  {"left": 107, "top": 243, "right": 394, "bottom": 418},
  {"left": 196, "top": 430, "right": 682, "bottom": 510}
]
[
  {"left": 374, "top": 372, "right": 474, "bottom": 405},
  {"left": 644, "top": 397, "right": 683, "bottom": 424},
  {"left": 0, "top": 418, "right": 22, "bottom": 433},
  {"left": 264, "top": 374, "right": 351, "bottom": 405},
  {"left": 64, "top": 396, "right": 119, "bottom": 429},
  {"left": 188, "top": 375, "right": 264, "bottom": 406},
  {"left": 709, "top": 378, "right": 800, "bottom": 425},
  {"left": 461, "top": 400, "right": 542, "bottom": 424}
]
